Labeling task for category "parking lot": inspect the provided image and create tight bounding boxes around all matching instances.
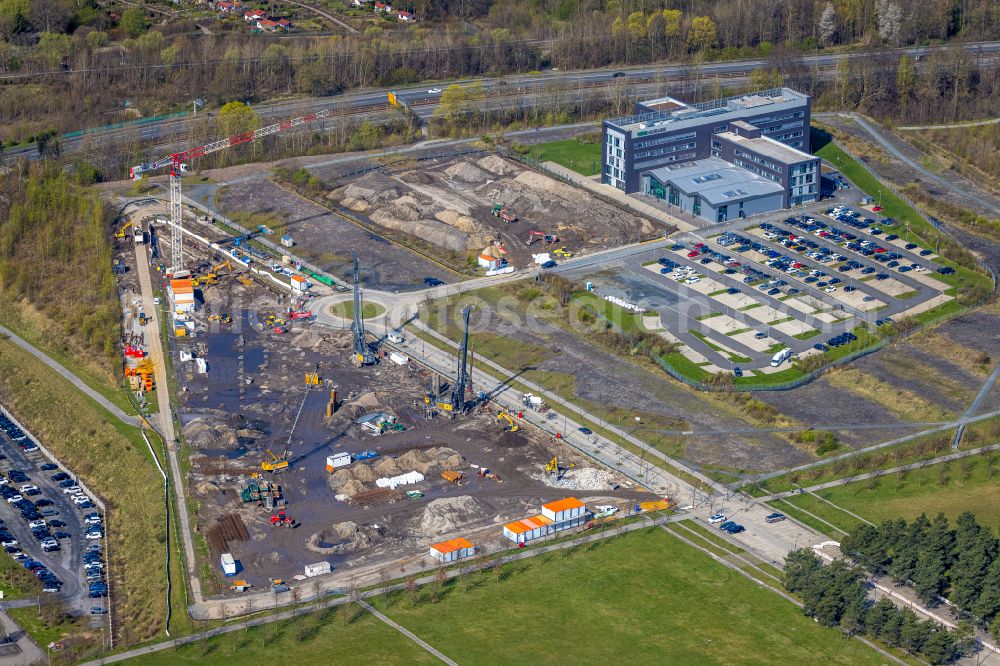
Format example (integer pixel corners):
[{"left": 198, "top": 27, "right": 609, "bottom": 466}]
[
  {"left": 0, "top": 406, "right": 108, "bottom": 622},
  {"left": 568, "top": 205, "right": 955, "bottom": 379}
]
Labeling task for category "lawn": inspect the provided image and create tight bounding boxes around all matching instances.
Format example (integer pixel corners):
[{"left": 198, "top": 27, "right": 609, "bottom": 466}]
[
  {"left": 797, "top": 453, "right": 1000, "bottom": 533},
  {"left": 328, "top": 301, "right": 386, "bottom": 320},
  {"left": 526, "top": 138, "right": 602, "bottom": 176},
  {"left": 372, "top": 528, "right": 884, "bottom": 665},
  {"left": 131, "top": 604, "right": 435, "bottom": 665},
  {"left": 0, "top": 338, "right": 171, "bottom": 646}
]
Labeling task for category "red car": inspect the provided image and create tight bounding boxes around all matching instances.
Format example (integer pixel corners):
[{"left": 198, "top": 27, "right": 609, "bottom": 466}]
[
  {"left": 687, "top": 251, "right": 700, "bottom": 258},
  {"left": 874, "top": 247, "right": 887, "bottom": 253}
]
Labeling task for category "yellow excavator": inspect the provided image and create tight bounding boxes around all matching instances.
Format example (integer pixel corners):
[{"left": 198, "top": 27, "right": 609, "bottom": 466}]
[
  {"left": 497, "top": 412, "right": 519, "bottom": 432},
  {"left": 213, "top": 260, "right": 233, "bottom": 274},
  {"left": 304, "top": 373, "right": 320, "bottom": 385},
  {"left": 545, "top": 456, "right": 559, "bottom": 474},
  {"left": 115, "top": 220, "right": 136, "bottom": 239},
  {"left": 261, "top": 449, "right": 288, "bottom": 473}
]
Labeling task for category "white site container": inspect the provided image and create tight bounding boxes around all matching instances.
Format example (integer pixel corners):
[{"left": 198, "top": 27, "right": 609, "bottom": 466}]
[{"left": 304, "top": 561, "right": 332, "bottom": 578}]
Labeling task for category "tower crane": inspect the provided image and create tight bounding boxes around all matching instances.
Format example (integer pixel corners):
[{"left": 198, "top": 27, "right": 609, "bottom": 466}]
[
  {"left": 128, "top": 108, "right": 334, "bottom": 274},
  {"left": 351, "top": 254, "right": 377, "bottom": 367}
]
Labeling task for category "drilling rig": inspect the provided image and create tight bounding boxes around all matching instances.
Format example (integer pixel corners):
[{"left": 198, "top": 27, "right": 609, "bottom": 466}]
[
  {"left": 430, "top": 305, "right": 473, "bottom": 414},
  {"left": 351, "top": 254, "right": 377, "bottom": 367}
]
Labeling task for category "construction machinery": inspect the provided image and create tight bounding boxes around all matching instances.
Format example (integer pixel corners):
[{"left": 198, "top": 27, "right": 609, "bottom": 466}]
[
  {"left": 304, "top": 373, "right": 320, "bottom": 385},
  {"left": 130, "top": 108, "right": 337, "bottom": 274},
  {"left": 261, "top": 449, "right": 289, "bottom": 473},
  {"left": 192, "top": 275, "right": 217, "bottom": 287},
  {"left": 269, "top": 509, "right": 295, "bottom": 528},
  {"left": 545, "top": 456, "right": 573, "bottom": 480},
  {"left": 213, "top": 260, "right": 233, "bottom": 274},
  {"left": 432, "top": 305, "right": 473, "bottom": 413},
  {"left": 115, "top": 219, "right": 136, "bottom": 239},
  {"left": 350, "top": 254, "right": 376, "bottom": 366},
  {"left": 497, "top": 411, "right": 519, "bottom": 432},
  {"left": 491, "top": 203, "right": 517, "bottom": 223},
  {"left": 124, "top": 358, "right": 155, "bottom": 393},
  {"left": 527, "top": 230, "right": 559, "bottom": 246},
  {"left": 552, "top": 247, "right": 574, "bottom": 258}
]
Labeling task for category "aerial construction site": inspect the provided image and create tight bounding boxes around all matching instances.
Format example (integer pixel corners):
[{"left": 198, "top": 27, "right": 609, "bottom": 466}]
[{"left": 112, "top": 160, "right": 661, "bottom": 598}]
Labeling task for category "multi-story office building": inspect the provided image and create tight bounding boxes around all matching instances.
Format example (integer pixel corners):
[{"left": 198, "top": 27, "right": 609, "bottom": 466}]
[{"left": 601, "top": 87, "right": 819, "bottom": 222}]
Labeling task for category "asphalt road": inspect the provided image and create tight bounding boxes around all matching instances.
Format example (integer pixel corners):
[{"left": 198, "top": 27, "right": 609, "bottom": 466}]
[{"left": 8, "top": 41, "right": 1000, "bottom": 166}]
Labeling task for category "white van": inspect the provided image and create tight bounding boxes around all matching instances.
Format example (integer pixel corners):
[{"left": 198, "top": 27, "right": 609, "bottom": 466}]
[
  {"left": 770, "top": 348, "right": 792, "bottom": 367},
  {"left": 387, "top": 330, "right": 404, "bottom": 344}
]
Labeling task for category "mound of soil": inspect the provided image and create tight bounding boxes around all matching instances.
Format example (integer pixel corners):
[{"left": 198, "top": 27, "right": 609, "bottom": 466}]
[
  {"left": 417, "top": 496, "right": 493, "bottom": 537},
  {"left": 350, "top": 463, "right": 378, "bottom": 483},
  {"left": 183, "top": 415, "right": 240, "bottom": 449},
  {"left": 443, "top": 162, "right": 489, "bottom": 183},
  {"left": 477, "top": 155, "right": 521, "bottom": 176},
  {"left": 307, "top": 521, "right": 379, "bottom": 555}
]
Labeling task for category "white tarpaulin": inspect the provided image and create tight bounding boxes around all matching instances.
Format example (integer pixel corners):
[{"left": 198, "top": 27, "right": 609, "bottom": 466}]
[{"left": 375, "top": 470, "right": 425, "bottom": 489}]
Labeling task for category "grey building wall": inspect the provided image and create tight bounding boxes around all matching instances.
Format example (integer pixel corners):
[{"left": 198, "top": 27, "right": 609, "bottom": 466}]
[
  {"left": 642, "top": 174, "right": 786, "bottom": 223},
  {"left": 602, "top": 91, "right": 811, "bottom": 194}
]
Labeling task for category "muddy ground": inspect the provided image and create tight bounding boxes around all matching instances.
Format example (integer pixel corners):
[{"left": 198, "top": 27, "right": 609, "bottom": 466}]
[
  {"left": 328, "top": 153, "right": 661, "bottom": 268},
  {"left": 175, "top": 277, "right": 650, "bottom": 597}
]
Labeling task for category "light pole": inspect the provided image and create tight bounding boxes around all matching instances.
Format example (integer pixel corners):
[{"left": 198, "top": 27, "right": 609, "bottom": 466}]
[{"left": 793, "top": 533, "right": 803, "bottom": 550}]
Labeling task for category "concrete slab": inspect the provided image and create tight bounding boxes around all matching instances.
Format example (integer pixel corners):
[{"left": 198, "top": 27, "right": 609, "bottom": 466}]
[
  {"left": 773, "top": 319, "right": 814, "bottom": 337},
  {"left": 701, "top": 314, "right": 751, "bottom": 336},
  {"left": 731, "top": 331, "right": 775, "bottom": 352},
  {"left": 908, "top": 272, "right": 950, "bottom": 292},
  {"left": 898, "top": 293, "right": 954, "bottom": 318}
]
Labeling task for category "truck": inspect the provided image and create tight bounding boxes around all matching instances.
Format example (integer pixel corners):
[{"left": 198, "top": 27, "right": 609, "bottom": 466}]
[{"left": 770, "top": 348, "right": 792, "bottom": 367}]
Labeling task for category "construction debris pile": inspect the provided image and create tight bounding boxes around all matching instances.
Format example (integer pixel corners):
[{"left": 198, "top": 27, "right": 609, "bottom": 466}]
[{"left": 415, "top": 495, "right": 494, "bottom": 538}]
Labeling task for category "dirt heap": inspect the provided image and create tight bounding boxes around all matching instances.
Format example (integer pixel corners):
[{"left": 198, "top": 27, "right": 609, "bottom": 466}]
[
  {"left": 341, "top": 391, "right": 387, "bottom": 419},
  {"left": 416, "top": 496, "right": 493, "bottom": 537},
  {"left": 477, "top": 155, "right": 521, "bottom": 176},
  {"left": 373, "top": 456, "right": 403, "bottom": 477},
  {"left": 182, "top": 414, "right": 240, "bottom": 449},
  {"left": 443, "top": 162, "right": 489, "bottom": 183},
  {"left": 291, "top": 329, "right": 351, "bottom": 353},
  {"left": 349, "top": 463, "right": 378, "bottom": 483},
  {"left": 533, "top": 467, "right": 621, "bottom": 491},
  {"left": 307, "top": 521, "right": 381, "bottom": 555},
  {"left": 338, "top": 177, "right": 401, "bottom": 212}
]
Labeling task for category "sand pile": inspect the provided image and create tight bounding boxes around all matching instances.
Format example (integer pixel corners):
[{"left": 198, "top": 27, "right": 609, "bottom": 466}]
[
  {"left": 338, "top": 180, "right": 400, "bottom": 212},
  {"left": 343, "top": 392, "right": 384, "bottom": 418},
  {"left": 374, "top": 456, "right": 403, "bottom": 476},
  {"left": 307, "top": 521, "right": 375, "bottom": 555},
  {"left": 350, "top": 463, "right": 378, "bottom": 483},
  {"left": 369, "top": 209, "right": 477, "bottom": 252},
  {"left": 417, "top": 496, "right": 493, "bottom": 537},
  {"left": 337, "top": 480, "right": 367, "bottom": 498},
  {"left": 396, "top": 449, "right": 432, "bottom": 473},
  {"left": 182, "top": 416, "right": 239, "bottom": 449},
  {"left": 193, "top": 481, "right": 219, "bottom": 496},
  {"left": 444, "top": 162, "right": 489, "bottom": 183},
  {"left": 514, "top": 171, "right": 582, "bottom": 200},
  {"left": 477, "top": 155, "right": 521, "bottom": 176}
]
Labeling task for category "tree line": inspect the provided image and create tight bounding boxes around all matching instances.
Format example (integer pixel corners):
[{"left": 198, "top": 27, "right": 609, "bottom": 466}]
[
  {"left": 840, "top": 511, "right": 1000, "bottom": 634},
  {"left": 784, "top": 548, "right": 969, "bottom": 664}
]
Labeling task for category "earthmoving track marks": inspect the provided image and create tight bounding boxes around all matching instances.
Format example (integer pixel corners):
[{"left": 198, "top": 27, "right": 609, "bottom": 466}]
[
  {"left": 206, "top": 513, "right": 250, "bottom": 558},
  {"left": 349, "top": 487, "right": 406, "bottom": 507}
]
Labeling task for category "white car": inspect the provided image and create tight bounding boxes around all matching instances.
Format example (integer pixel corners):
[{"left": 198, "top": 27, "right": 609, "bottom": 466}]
[
  {"left": 825, "top": 286, "right": 837, "bottom": 293},
  {"left": 707, "top": 513, "right": 726, "bottom": 524},
  {"left": 73, "top": 495, "right": 92, "bottom": 505},
  {"left": 152, "top": 297, "right": 161, "bottom": 305},
  {"left": 5, "top": 495, "right": 22, "bottom": 503},
  {"left": 84, "top": 517, "right": 102, "bottom": 526},
  {"left": 427, "top": 88, "right": 441, "bottom": 94},
  {"left": 85, "top": 532, "right": 103, "bottom": 540},
  {"left": 63, "top": 486, "right": 81, "bottom": 494},
  {"left": 28, "top": 520, "right": 46, "bottom": 529},
  {"left": 19, "top": 484, "right": 38, "bottom": 494}
]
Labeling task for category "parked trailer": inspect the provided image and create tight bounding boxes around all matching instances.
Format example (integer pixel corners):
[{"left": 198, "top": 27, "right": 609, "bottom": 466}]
[
  {"left": 221, "top": 553, "right": 237, "bottom": 576},
  {"left": 304, "top": 561, "right": 332, "bottom": 577}
]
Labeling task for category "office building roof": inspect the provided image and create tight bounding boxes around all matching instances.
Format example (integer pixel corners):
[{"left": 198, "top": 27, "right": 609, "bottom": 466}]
[
  {"left": 647, "top": 158, "right": 784, "bottom": 206},
  {"left": 716, "top": 131, "right": 814, "bottom": 163},
  {"left": 608, "top": 87, "right": 809, "bottom": 135}
]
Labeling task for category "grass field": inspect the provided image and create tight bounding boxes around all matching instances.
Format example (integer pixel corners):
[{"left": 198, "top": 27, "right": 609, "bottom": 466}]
[
  {"left": 784, "top": 452, "right": 1000, "bottom": 534},
  {"left": 0, "top": 338, "right": 171, "bottom": 645},
  {"left": 525, "top": 138, "right": 602, "bottom": 176},
  {"left": 329, "top": 301, "right": 386, "bottom": 320},
  {"left": 133, "top": 604, "right": 435, "bottom": 665},
  {"left": 371, "top": 528, "right": 883, "bottom": 665}
]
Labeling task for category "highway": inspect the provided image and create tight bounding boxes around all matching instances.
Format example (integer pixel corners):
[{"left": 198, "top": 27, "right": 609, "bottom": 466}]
[{"left": 7, "top": 40, "right": 1000, "bottom": 167}]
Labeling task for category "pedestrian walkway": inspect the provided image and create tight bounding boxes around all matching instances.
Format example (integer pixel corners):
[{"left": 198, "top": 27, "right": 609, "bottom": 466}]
[
  {"left": 0, "top": 325, "right": 138, "bottom": 427},
  {"left": 358, "top": 600, "right": 457, "bottom": 665}
]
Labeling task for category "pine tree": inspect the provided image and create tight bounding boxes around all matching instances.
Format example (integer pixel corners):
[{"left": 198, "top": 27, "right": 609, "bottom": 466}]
[
  {"left": 974, "top": 557, "right": 1000, "bottom": 623},
  {"left": 950, "top": 527, "right": 997, "bottom": 610}
]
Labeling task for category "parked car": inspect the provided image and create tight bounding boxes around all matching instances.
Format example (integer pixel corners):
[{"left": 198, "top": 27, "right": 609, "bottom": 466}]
[
  {"left": 765, "top": 513, "right": 786, "bottom": 524},
  {"left": 707, "top": 513, "right": 726, "bottom": 524}
]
